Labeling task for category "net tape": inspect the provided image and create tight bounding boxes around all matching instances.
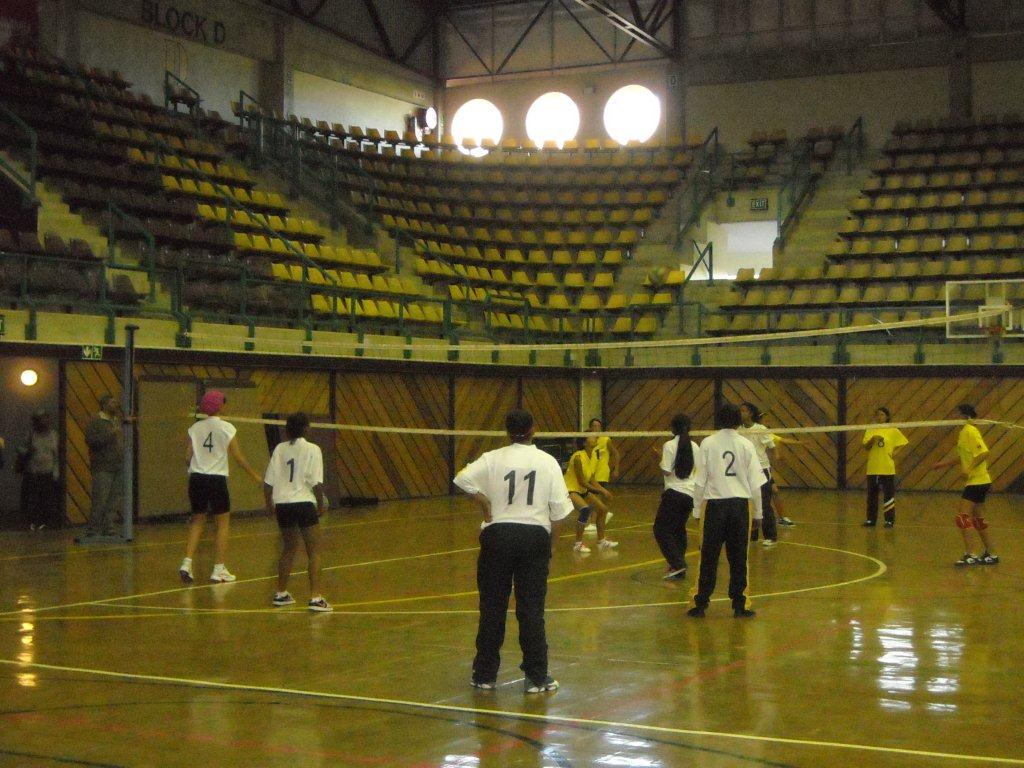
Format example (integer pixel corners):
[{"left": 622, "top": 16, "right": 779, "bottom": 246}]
[
  {"left": 189, "top": 415, "right": 1017, "bottom": 439},
  {"left": 182, "top": 308, "right": 1006, "bottom": 356}
]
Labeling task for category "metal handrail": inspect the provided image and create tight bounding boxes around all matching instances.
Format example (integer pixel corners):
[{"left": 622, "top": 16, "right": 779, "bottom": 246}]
[
  {"left": 0, "top": 104, "right": 38, "bottom": 203},
  {"left": 844, "top": 116, "right": 865, "bottom": 175},
  {"left": 674, "top": 127, "right": 720, "bottom": 247},
  {"left": 163, "top": 70, "right": 201, "bottom": 113}
]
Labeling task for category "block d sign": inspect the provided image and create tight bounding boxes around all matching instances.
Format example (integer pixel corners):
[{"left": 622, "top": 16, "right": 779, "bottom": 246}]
[{"left": 141, "top": 1, "right": 226, "bottom": 44}]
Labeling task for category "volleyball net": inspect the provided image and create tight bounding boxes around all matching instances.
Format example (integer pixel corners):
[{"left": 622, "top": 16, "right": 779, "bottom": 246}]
[{"left": 177, "top": 299, "right": 1015, "bottom": 367}]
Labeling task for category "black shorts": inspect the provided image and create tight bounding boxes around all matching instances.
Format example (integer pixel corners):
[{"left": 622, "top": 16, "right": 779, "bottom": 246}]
[
  {"left": 961, "top": 484, "right": 991, "bottom": 504},
  {"left": 188, "top": 473, "right": 230, "bottom": 514},
  {"left": 275, "top": 501, "right": 319, "bottom": 529}
]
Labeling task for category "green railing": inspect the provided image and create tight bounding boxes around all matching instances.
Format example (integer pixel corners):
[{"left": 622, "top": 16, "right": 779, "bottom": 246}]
[
  {"left": 0, "top": 104, "right": 38, "bottom": 204},
  {"left": 163, "top": 70, "right": 202, "bottom": 114},
  {"left": 843, "top": 116, "right": 866, "bottom": 176},
  {"left": 674, "top": 127, "right": 719, "bottom": 248}
]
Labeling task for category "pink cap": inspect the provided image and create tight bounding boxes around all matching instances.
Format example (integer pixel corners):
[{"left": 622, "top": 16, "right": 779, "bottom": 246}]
[{"left": 199, "top": 390, "right": 226, "bottom": 416}]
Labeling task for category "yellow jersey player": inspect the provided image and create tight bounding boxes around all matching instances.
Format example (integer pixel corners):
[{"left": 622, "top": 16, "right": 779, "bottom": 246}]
[
  {"left": 862, "top": 406, "right": 908, "bottom": 528},
  {"left": 932, "top": 403, "right": 999, "bottom": 567}
]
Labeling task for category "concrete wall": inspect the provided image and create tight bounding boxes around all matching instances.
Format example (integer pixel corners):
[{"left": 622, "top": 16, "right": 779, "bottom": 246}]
[
  {"left": 442, "top": 61, "right": 672, "bottom": 143},
  {"left": 0, "top": 357, "right": 59, "bottom": 523},
  {"left": 38, "top": 0, "right": 433, "bottom": 129},
  {"left": 686, "top": 66, "right": 949, "bottom": 149},
  {"left": 77, "top": 11, "right": 259, "bottom": 117},
  {"left": 291, "top": 71, "right": 420, "bottom": 133},
  {"left": 973, "top": 58, "right": 1024, "bottom": 119}
]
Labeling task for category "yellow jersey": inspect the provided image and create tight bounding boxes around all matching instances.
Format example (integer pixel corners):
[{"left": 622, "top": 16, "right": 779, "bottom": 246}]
[
  {"left": 863, "top": 427, "right": 908, "bottom": 476},
  {"left": 957, "top": 424, "right": 991, "bottom": 486},
  {"left": 564, "top": 449, "right": 595, "bottom": 494},
  {"left": 592, "top": 435, "right": 612, "bottom": 482}
]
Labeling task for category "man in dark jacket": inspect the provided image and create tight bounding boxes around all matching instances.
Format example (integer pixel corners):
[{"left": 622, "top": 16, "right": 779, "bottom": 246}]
[{"left": 83, "top": 394, "right": 123, "bottom": 538}]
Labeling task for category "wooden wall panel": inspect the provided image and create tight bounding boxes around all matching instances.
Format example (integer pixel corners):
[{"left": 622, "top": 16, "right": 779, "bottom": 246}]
[
  {"left": 454, "top": 376, "right": 518, "bottom": 473},
  {"left": 847, "top": 377, "right": 1024, "bottom": 492},
  {"left": 64, "top": 362, "right": 122, "bottom": 524},
  {"left": 522, "top": 377, "right": 578, "bottom": 433},
  {"left": 722, "top": 378, "right": 839, "bottom": 489},
  {"left": 334, "top": 372, "right": 451, "bottom": 499},
  {"left": 604, "top": 378, "right": 715, "bottom": 483},
  {"left": 251, "top": 370, "right": 330, "bottom": 415}
]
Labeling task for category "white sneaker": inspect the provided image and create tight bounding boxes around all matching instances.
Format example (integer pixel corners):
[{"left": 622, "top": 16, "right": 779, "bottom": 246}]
[
  {"left": 308, "top": 597, "right": 333, "bottom": 612},
  {"left": 573, "top": 541, "right": 591, "bottom": 554},
  {"left": 210, "top": 566, "right": 236, "bottom": 583},
  {"left": 179, "top": 559, "right": 194, "bottom": 584},
  {"left": 762, "top": 539, "right": 776, "bottom": 547},
  {"left": 598, "top": 539, "right": 619, "bottom": 550},
  {"left": 272, "top": 592, "right": 295, "bottom": 607},
  {"left": 584, "top": 523, "right": 597, "bottom": 533}
]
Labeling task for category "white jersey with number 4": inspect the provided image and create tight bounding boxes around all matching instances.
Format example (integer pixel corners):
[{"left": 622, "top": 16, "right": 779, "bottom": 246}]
[
  {"left": 264, "top": 437, "right": 324, "bottom": 505},
  {"left": 454, "top": 443, "right": 574, "bottom": 531},
  {"left": 692, "top": 429, "right": 766, "bottom": 520},
  {"left": 188, "top": 417, "right": 237, "bottom": 476}
]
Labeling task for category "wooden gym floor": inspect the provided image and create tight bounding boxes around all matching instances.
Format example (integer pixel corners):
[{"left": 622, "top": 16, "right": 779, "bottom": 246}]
[{"left": 0, "top": 487, "right": 1021, "bottom": 768}]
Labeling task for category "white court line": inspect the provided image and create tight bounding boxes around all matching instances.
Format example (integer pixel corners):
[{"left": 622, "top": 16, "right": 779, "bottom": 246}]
[
  {"left": 0, "top": 522, "right": 653, "bottom": 618},
  {"left": 0, "top": 539, "right": 886, "bottom": 621},
  {"left": 0, "top": 659, "right": 1018, "bottom": 765},
  {"left": 0, "top": 508, "right": 479, "bottom": 564}
]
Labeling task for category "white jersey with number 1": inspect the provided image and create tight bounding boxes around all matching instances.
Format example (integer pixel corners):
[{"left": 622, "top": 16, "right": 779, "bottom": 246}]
[
  {"left": 264, "top": 437, "right": 324, "bottom": 505},
  {"left": 188, "top": 417, "right": 236, "bottom": 476}
]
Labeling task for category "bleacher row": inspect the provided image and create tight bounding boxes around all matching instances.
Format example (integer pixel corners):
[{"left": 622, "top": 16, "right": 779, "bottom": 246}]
[
  {"left": 714, "top": 114, "right": 1024, "bottom": 335},
  {"left": 0, "top": 46, "right": 452, "bottom": 331}
]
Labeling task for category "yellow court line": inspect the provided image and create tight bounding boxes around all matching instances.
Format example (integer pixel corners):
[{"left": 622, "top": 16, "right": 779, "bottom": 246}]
[
  {"left": 0, "top": 508, "right": 479, "bottom": 564},
  {"left": 0, "top": 659, "right": 1017, "bottom": 765},
  {"left": 0, "top": 540, "right": 887, "bottom": 622}
]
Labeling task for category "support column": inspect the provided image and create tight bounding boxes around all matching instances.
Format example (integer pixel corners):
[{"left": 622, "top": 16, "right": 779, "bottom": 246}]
[
  {"left": 579, "top": 374, "right": 602, "bottom": 428},
  {"left": 948, "top": 33, "right": 972, "bottom": 121},
  {"left": 665, "top": 59, "right": 686, "bottom": 143},
  {"left": 258, "top": 15, "right": 290, "bottom": 116}
]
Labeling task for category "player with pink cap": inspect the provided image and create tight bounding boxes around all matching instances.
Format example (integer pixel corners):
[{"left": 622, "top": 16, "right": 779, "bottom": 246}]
[{"left": 179, "top": 390, "right": 263, "bottom": 584}]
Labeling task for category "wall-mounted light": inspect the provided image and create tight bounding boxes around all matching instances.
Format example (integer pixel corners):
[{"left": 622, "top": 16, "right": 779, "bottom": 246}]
[
  {"left": 415, "top": 106, "right": 438, "bottom": 131},
  {"left": 20, "top": 369, "right": 38, "bottom": 387}
]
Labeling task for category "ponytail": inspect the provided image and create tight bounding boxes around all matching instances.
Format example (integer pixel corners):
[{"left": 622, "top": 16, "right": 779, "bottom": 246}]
[{"left": 670, "top": 413, "right": 694, "bottom": 478}]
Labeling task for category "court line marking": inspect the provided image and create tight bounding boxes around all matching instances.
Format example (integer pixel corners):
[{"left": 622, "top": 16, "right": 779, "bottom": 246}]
[
  {"left": 0, "top": 522, "right": 653, "bottom": 617},
  {"left": 0, "top": 508, "right": 480, "bottom": 564},
  {"left": 0, "top": 659, "right": 1018, "bottom": 765},
  {"left": 0, "top": 541, "right": 886, "bottom": 622}
]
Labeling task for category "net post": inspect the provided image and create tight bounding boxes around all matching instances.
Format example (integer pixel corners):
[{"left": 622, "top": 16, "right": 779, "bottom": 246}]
[{"left": 121, "top": 324, "right": 138, "bottom": 542}]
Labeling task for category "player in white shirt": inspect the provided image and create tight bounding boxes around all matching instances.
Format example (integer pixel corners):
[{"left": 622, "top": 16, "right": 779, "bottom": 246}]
[
  {"left": 454, "top": 409, "right": 573, "bottom": 694},
  {"left": 655, "top": 414, "right": 700, "bottom": 580},
  {"left": 740, "top": 402, "right": 778, "bottom": 546},
  {"left": 178, "top": 390, "right": 262, "bottom": 585},
  {"left": 688, "top": 403, "right": 766, "bottom": 619},
  {"left": 264, "top": 413, "right": 331, "bottom": 612}
]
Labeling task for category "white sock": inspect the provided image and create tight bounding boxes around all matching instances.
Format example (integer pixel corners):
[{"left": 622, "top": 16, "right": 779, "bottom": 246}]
[
  {"left": 310, "top": 595, "right": 322, "bottom": 602},
  {"left": 275, "top": 591, "right": 289, "bottom": 598},
  {"left": 181, "top": 557, "right": 192, "bottom": 567},
  {"left": 213, "top": 563, "right": 225, "bottom": 570}
]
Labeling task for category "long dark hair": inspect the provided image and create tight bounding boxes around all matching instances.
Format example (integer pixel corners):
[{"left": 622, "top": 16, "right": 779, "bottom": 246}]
[
  {"left": 670, "top": 413, "right": 694, "bottom": 478},
  {"left": 285, "top": 412, "right": 310, "bottom": 444},
  {"left": 957, "top": 403, "right": 978, "bottom": 419}
]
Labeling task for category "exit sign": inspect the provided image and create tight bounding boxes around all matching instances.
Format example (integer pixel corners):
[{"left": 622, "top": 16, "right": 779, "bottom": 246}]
[
  {"left": 81, "top": 345, "right": 103, "bottom": 360},
  {"left": 750, "top": 197, "right": 769, "bottom": 211}
]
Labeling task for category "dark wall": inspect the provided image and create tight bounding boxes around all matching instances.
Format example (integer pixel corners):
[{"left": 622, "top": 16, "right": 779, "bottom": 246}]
[{"left": 0, "top": 356, "right": 59, "bottom": 524}]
